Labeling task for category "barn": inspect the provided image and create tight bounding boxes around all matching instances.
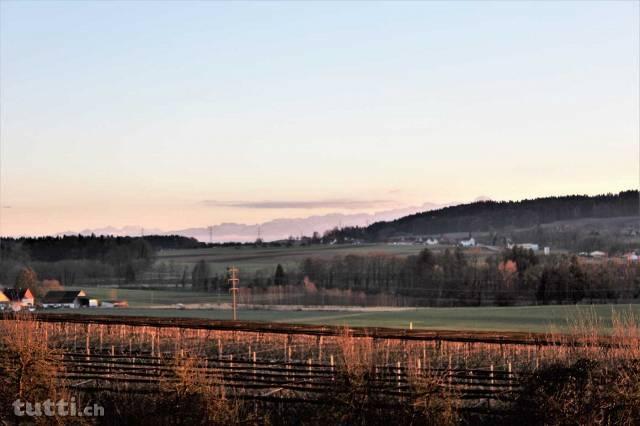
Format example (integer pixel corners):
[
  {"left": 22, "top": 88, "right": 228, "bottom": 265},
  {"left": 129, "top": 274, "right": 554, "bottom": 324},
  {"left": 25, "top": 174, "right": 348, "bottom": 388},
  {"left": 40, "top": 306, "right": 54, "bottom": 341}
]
[{"left": 41, "top": 290, "right": 88, "bottom": 309}]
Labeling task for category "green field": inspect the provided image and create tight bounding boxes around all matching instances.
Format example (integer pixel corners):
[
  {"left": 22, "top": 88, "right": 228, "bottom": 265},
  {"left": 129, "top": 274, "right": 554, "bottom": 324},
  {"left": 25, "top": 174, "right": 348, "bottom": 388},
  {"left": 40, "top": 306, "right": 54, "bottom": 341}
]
[
  {"left": 155, "top": 243, "right": 488, "bottom": 274},
  {"left": 68, "top": 287, "right": 230, "bottom": 307},
  {"left": 55, "top": 303, "right": 640, "bottom": 334},
  {"left": 66, "top": 286, "right": 640, "bottom": 333}
]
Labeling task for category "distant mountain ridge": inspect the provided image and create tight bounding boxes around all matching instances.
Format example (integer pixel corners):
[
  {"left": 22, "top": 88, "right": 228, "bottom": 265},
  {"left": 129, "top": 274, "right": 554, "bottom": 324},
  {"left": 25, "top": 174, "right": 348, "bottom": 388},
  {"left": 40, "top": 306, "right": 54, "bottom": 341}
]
[{"left": 57, "top": 201, "right": 448, "bottom": 242}]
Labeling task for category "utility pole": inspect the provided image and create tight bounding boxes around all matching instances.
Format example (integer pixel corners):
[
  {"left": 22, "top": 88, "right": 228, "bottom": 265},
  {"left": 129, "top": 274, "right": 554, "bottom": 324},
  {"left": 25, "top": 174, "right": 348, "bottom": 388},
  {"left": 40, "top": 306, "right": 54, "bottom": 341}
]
[
  {"left": 227, "top": 266, "right": 239, "bottom": 321},
  {"left": 208, "top": 226, "right": 213, "bottom": 244}
]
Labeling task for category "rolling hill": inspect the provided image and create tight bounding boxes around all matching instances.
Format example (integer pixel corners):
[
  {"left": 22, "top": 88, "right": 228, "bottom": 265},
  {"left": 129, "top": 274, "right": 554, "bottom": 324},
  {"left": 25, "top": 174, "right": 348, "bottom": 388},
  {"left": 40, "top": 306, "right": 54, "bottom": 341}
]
[{"left": 330, "top": 190, "right": 639, "bottom": 241}]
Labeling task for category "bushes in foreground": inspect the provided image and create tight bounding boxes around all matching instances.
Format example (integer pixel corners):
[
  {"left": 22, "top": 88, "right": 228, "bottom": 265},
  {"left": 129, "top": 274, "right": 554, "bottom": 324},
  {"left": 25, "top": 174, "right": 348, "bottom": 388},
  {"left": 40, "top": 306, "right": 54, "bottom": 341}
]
[{"left": 504, "top": 359, "right": 640, "bottom": 426}]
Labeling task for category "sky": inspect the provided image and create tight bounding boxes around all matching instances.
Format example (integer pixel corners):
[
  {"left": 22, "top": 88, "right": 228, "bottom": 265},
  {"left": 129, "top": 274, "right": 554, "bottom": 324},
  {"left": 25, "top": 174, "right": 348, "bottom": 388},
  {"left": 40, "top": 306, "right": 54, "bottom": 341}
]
[{"left": 0, "top": 1, "right": 638, "bottom": 237}]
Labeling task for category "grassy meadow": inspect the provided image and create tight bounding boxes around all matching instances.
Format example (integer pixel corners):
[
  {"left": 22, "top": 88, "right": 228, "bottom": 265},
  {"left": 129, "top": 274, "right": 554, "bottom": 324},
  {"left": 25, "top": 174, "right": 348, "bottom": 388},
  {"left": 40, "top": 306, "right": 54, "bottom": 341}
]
[
  {"left": 67, "top": 286, "right": 230, "bottom": 307},
  {"left": 55, "top": 301, "right": 640, "bottom": 334},
  {"left": 154, "top": 243, "right": 498, "bottom": 274}
]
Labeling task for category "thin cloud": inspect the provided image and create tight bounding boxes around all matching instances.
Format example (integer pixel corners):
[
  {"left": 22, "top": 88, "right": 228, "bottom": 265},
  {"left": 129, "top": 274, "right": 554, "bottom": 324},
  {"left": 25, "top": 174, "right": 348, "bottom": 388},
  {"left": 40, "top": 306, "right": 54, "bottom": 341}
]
[{"left": 200, "top": 199, "right": 394, "bottom": 210}]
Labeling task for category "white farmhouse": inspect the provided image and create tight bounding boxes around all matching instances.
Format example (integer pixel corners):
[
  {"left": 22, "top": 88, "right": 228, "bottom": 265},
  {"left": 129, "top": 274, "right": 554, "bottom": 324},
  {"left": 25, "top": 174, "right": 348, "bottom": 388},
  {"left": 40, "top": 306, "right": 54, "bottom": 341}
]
[
  {"left": 519, "top": 243, "right": 539, "bottom": 251},
  {"left": 508, "top": 243, "right": 540, "bottom": 251},
  {"left": 459, "top": 238, "right": 476, "bottom": 247}
]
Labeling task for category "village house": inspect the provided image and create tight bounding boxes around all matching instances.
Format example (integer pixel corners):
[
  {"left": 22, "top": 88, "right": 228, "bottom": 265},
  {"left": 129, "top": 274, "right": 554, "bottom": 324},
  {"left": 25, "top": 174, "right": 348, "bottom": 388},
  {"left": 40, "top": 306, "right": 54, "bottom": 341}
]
[
  {"left": 41, "top": 290, "right": 89, "bottom": 309},
  {"left": 2, "top": 288, "right": 35, "bottom": 310},
  {"left": 459, "top": 237, "right": 476, "bottom": 247},
  {"left": 508, "top": 243, "right": 540, "bottom": 251},
  {"left": 0, "top": 290, "right": 10, "bottom": 310}
]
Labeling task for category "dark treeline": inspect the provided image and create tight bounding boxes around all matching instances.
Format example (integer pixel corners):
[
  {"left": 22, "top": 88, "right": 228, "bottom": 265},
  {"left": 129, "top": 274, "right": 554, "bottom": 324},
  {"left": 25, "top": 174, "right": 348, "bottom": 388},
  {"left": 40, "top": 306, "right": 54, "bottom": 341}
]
[
  {"left": 0, "top": 235, "right": 200, "bottom": 286},
  {"left": 326, "top": 190, "right": 639, "bottom": 242},
  {"left": 0, "top": 234, "right": 205, "bottom": 262},
  {"left": 234, "top": 248, "right": 640, "bottom": 306}
]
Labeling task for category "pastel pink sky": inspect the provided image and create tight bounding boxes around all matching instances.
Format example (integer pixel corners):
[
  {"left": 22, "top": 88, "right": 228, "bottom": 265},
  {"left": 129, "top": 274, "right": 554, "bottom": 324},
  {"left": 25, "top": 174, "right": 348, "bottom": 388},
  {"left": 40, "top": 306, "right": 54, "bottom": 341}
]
[{"left": 1, "top": 2, "right": 638, "bottom": 236}]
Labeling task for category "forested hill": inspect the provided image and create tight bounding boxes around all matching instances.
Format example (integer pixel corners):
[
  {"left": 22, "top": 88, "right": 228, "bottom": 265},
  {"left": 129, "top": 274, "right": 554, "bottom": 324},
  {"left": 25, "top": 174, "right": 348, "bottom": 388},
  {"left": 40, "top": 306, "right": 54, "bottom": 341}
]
[
  {"left": 0, "top": 235, "right": 203, "bottom": 262},
  {"left": 328, "top": 190, "right": 639, "bottom": 242}
]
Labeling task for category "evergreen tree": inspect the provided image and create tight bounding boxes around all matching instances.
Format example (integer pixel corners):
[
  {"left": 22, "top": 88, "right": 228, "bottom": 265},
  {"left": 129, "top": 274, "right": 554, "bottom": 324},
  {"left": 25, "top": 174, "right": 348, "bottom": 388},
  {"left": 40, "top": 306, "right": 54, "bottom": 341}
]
[
  {"left": 274, "top": 264, "right": 286, "bottom": 286},
  {"left": 191, "top": 260, "right": 210, "bottom": 291}
]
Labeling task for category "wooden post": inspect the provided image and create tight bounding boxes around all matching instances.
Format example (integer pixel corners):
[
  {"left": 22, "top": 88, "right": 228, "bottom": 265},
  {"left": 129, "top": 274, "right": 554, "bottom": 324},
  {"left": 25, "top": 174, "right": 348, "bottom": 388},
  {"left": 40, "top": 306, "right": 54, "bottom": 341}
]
[
  {"left": 253, "top": 351, "right": 257, "bottom": 380},
  {"left": 490, "top": 364, "right": 494, "bottom": 388},
  {"left": 283, "top": 337, "right": 287, "bottom": 362},
  {"left": 85, "top": 324, "right": 90, "bottom": 361}
]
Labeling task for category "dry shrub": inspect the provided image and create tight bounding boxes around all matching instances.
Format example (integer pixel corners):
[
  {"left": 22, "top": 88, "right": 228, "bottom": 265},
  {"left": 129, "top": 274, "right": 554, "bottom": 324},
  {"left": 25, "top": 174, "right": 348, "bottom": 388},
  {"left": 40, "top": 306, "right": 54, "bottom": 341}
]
[
  {"left": 325, "top": 329, "right": 391, "bottom": 424},
  {"left": 159, "top": 352, "right": 241, "bottom": 424},
  {"left": 0, "top": 314, "right": 86, "bottom": 425},
  {"left": 335, "top": 327, "right": 375, "bottom": 379},
  {"left": 508, "top": 308, "right": 640, "bottom": 425},
  {"left": 509, "top": 359, "right": 640, "bottom": 426},
  {"left": 406, "top": 363, "right": 460, "bottom": 426},
  {"left": 327, "top": 329, "right": 461, "bottom": 425},
  {"left": 95, "top": 353, "right": 243, "bottom": 425}
]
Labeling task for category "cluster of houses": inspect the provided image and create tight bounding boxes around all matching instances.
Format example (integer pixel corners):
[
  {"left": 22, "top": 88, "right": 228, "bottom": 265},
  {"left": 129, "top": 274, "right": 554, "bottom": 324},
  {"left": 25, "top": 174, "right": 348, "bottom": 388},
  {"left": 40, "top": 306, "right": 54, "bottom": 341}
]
[
  {"left": 388, "top": 236, "right": 554, "bottom": 255},
  {"left": 384, "top": 234, "right": 640, "bottom": 264},
  {"left": 506, "top": 242, "right": 551, "bottom": 255},
  {"left": 624, "top": 251, "right": 639, "bottom": 262},
  {"left": 576, "top": 250, "right": 640, "bottom": 263},
  {"left": 578, "top": 251, "right": 607, "bottom": 258},
  {"left": 0, "top": 288, "right": 128, "bottom": 312}
]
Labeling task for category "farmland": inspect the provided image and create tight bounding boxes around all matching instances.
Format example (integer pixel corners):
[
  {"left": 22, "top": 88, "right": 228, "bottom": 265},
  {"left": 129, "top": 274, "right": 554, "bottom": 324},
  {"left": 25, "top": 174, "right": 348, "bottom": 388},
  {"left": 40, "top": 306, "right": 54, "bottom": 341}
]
[
  {"left": 66, "top": 286, "right": 231, "bottom": 307},
  {"left": 154, "top": 243, "right": 498, "bottom": 274},
  {"left": 2, "top": 310, "right": 639, "bottom": 424},
  {"left": 54, "top": 297, "right": 640, "bottom": 334}
]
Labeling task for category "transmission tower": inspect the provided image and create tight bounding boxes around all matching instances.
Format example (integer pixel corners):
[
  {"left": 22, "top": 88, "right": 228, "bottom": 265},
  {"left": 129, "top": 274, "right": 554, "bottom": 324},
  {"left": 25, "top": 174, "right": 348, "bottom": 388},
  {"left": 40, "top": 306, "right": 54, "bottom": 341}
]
[
  {"left": 208, "top": 226, "right": 213, "bottom": 244},
  {"left": 227, "top": 266, "right": 239, "bottom": 320}
]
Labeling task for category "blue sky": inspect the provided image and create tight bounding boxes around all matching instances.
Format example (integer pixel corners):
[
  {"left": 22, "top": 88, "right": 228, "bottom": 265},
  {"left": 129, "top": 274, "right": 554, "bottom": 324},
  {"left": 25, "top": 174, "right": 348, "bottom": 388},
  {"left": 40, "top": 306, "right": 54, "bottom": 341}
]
[{"left": 1, "top": 1, "right": 638, "bottom": 235}]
